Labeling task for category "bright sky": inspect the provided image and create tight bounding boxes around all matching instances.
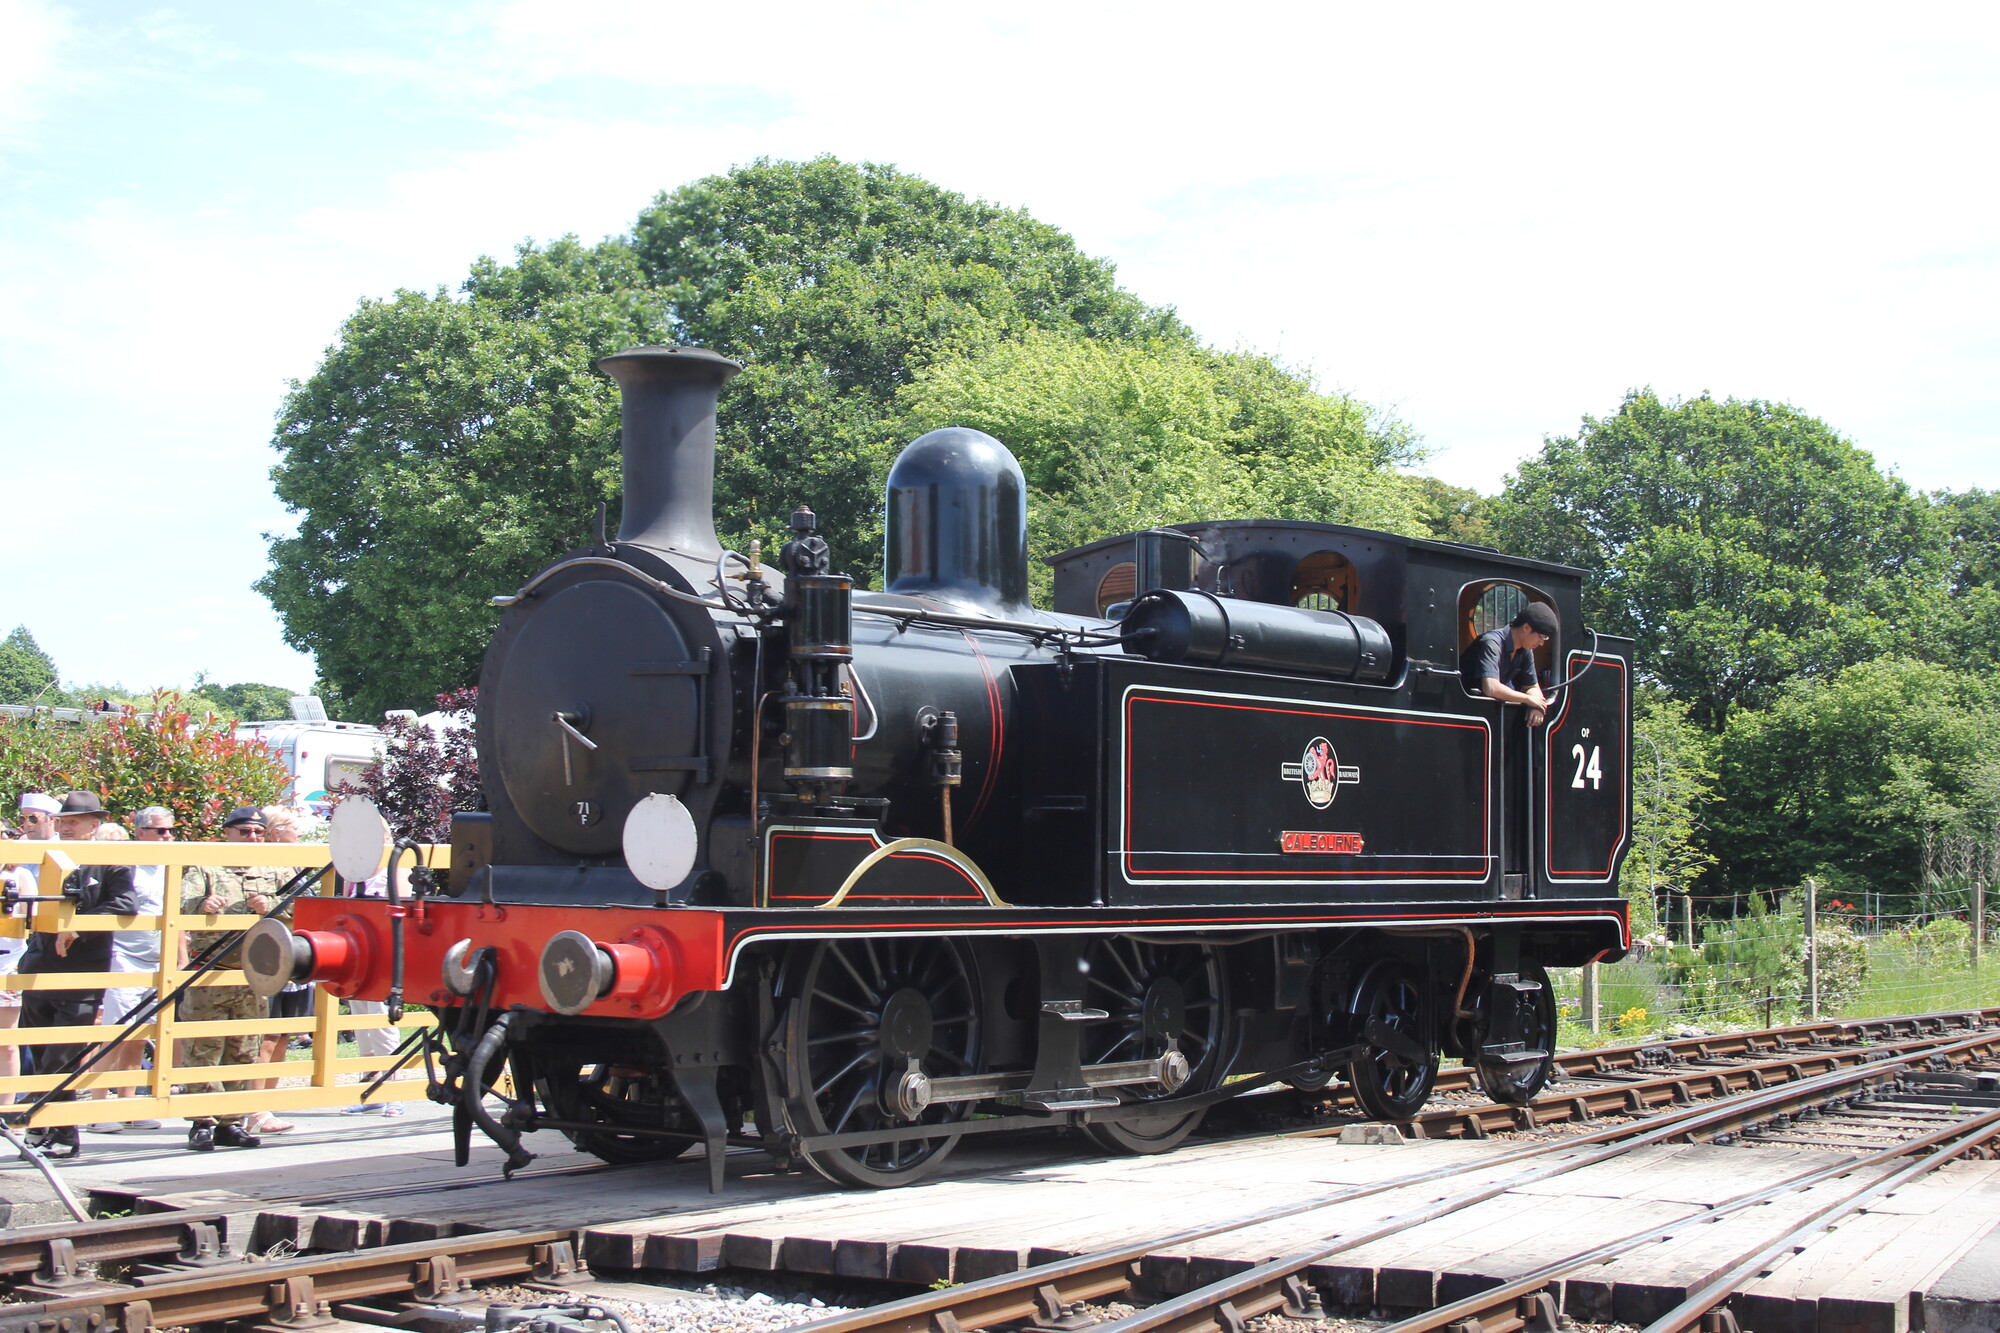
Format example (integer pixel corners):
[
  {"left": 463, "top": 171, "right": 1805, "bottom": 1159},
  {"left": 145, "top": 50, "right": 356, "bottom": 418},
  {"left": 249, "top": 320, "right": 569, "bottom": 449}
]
[{"left": 2, "top": 2, "right": 1996, "bottom": 700}]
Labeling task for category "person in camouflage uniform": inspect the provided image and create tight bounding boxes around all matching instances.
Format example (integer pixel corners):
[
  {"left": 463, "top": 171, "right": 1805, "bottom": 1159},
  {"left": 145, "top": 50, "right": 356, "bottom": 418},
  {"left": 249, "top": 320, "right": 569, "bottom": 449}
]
[{"left": 177, "top": 807, "right": 284, "bottom": 1151}]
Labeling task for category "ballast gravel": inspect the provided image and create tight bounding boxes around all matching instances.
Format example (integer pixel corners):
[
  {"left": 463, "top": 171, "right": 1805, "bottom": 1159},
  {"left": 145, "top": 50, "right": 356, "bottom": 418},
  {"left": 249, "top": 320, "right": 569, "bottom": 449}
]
[{"left": 476, "top": 1282, "right": 854, "bottom": 1333}]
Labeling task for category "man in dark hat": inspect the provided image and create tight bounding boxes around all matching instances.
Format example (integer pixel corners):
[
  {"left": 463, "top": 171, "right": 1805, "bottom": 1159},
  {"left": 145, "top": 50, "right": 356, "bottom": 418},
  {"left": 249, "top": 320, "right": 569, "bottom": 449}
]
[
  {"left": 1460, "top": 602, "right": 1560, "bottom": 728},
  {"left": 15, "top": 792, "right": 145, "bottom": 1159},
  {"left": 175, "top": 805, "right": 279, "bottom": 1151}
]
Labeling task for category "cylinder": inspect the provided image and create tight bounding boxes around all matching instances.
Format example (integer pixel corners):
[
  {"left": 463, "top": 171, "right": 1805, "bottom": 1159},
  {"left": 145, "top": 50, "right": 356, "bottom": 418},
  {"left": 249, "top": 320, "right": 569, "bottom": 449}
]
[
  {"left": 596, "top": 346, "right": 743, "bottom": 559},
  {"left": 788, "top": 575, "right": 853, "bottom": 659},
  {"left": 784, "top": 697, "right": 855, "bottom": 781},
  {"left": 1121, "top": 589, "right": 1395, "bottom": 683}
]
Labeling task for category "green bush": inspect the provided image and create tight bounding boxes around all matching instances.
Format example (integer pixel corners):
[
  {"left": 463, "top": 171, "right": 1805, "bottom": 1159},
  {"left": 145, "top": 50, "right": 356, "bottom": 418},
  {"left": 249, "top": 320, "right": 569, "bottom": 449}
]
[{"left": 0, "top": 693, "right": 288, "bottom": 837}]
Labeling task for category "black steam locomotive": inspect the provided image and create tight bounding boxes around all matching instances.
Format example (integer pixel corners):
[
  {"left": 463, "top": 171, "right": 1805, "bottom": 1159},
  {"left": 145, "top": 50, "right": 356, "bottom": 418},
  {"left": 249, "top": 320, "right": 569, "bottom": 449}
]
[{"left": 251, "top": 346, "right": 1633, "bottom": 1189}]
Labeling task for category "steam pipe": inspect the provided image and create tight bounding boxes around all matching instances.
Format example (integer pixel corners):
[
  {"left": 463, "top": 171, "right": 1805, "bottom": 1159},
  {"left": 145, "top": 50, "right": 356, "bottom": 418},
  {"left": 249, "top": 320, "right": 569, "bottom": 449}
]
[{"left": 596, "top": 346, "right": 744, "bottom": 559}]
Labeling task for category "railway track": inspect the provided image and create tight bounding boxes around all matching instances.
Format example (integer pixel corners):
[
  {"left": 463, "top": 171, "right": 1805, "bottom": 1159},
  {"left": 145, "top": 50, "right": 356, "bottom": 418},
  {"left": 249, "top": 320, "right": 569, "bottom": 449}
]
[
  {"left": 1299, "top": 1005, "right": 2000, "bottom": 1141},
  {"left": 779, "top": 1025, "right": 2000, "bottom": 1333},
  {"left": 5, "top": 1012, "right": 1997, "bottom": 1333}
]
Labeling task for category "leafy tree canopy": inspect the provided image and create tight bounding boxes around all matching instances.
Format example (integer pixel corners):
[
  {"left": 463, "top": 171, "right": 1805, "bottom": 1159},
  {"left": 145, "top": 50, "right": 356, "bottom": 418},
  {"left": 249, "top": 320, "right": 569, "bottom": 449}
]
[
  {"left": 0, "top": 625, "right": 58, "bottom": 706},
  {"left": 1410, "top": 477, "right": 1497, "bottom": 548},
  {"left": 1625, "top": 687, "right": 1717, "bottom": 941},
  {"left": 260, "top": 157, "right": 1194, "bottom": 718},
  {"left": 1491, "top": 389, "right": 1948, "bottom": 728},
  {"left": 893, "top": 330, "right": 1428, "bottom": 597},
  {"left": 1708, "top": 657, "right": 2000, "bottom": 904},
  {"left": 191, "top": 678, "right": 298, "bottom": 722}
]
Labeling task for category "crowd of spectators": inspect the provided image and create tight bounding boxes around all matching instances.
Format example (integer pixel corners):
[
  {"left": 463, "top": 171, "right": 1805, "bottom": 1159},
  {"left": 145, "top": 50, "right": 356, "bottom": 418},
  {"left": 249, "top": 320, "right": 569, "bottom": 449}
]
[{"left": 1, "top": 788, "right": 394, "bottom": 1161}]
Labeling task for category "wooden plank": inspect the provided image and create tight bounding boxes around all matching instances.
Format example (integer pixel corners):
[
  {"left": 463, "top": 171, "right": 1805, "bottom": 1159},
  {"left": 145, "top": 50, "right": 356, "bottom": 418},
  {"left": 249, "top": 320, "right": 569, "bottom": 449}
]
[
  {"left": 1566, "top": 1174, "right": 1885, "bottom": 1327},
  {"left": 1437, "top": 1194, "right": 1698, "bottom": 1306},
  {"left": 1733, "top": 1169, "right": 2000, "bottom": 1333}
]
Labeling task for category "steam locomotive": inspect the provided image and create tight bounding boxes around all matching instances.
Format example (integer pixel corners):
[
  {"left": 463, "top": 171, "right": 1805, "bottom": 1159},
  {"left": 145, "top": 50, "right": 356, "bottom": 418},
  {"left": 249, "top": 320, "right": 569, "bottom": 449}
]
[{"left": 246, "top": 346, "right": 1633, "bottom": 1190}]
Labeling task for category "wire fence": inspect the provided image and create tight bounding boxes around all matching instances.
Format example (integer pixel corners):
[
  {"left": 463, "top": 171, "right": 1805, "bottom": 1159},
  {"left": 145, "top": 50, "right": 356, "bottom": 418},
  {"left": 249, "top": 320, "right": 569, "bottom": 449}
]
[{"left": 1553, "top": 921, "right": 2000, "bottom": 1046}]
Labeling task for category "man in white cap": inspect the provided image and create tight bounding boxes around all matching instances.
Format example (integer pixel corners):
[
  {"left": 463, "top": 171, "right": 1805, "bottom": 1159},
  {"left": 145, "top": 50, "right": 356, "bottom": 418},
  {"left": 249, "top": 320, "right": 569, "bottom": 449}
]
[
  {"left": 15, "top": 792, "right": 144, "bottom": 1158},
  {"left": 16, "top": 792, "right": 59, "bottom": 844},
  {"left": 0, "top": 793, "right": 61, "bottom": 1104}
]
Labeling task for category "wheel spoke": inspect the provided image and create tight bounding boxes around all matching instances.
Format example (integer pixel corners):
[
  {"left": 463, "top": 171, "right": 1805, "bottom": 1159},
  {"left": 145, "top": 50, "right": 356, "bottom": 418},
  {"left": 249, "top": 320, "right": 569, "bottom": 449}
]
[
  {"left": 807, "top": 1026, "right": 879, "bottom": 1047},
  {"left": 1104, "top": 941, "right": 1145, "bottom": 990},
  {"left": 830, "top": 945, "right": 880, "bottom": 1003},
  {"left": 813, "top": 1047, "right": 877, "bottom": 1101},
  {"left": 810, "top": 986, "right": 877, "bottom": 1022}
]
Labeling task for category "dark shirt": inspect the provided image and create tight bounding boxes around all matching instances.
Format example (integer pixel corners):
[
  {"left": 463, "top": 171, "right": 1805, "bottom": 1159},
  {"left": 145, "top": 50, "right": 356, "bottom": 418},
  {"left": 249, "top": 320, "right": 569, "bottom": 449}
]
[
  {"left": 1460, "top": 626, "right": 1538, "bottom": 695},
  {"left": 17, "top": 863, "right": 144, "bottom": 974}
]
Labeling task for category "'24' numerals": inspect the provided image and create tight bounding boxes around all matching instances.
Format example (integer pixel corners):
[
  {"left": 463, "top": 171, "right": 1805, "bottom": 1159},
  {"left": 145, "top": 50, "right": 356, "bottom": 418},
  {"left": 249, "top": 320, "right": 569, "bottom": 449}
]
[{"left": 1570, "top": 744, "right": 1603, "bottom": 790}]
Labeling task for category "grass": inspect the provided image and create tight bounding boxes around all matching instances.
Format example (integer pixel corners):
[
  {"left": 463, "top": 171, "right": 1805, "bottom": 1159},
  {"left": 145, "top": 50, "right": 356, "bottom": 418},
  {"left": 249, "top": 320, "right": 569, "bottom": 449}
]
[{"left": 1549, "top": 934, "right": 2000, "bottom": 1048}]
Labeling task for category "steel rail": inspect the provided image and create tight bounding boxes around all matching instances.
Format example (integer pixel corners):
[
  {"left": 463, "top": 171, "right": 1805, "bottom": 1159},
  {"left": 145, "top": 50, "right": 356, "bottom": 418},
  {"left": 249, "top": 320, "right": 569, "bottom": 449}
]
[
  {"left": 1067, "top": 1031, "right": 2000, "bottom": 1333},
  {"left": 1412, "top": 1005, "right": 1999, "bottom": 1099},
  {"left": 1370, "top": 1098, "right": 2000, "bottom": 1333},
  {"left": 785, "top": 1027, "right": 2000, "bottom": 1333},
  {"left": 0, "top": 1229, "right": 583, "bottom": 1333},
  {"left": 1315, "top": 1024, "right": 1998, "bottom": 1142},
  {"left": 0, "top": 1211, "right": 232, "bottom": 1287}
]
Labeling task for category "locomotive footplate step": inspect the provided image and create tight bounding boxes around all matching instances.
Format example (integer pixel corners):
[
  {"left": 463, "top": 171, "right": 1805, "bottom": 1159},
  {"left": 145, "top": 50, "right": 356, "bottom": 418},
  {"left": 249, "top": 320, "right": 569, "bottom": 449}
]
[
  {"left": 1480, "top": 1044, "right": 1552, "bottom": 1067},
  {"left": 1041, "top": 1001, "right": 1111, "bottom": 1021},
  {"left": 1020, "top": 1092, "right": 1122, "bottom": 1112}
]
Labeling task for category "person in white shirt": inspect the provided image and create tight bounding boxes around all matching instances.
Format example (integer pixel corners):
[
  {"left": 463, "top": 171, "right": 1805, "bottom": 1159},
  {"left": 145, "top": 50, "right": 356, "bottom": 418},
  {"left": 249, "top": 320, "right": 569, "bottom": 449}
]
[{"left": 1, "top": 792, "right": 63, "bottom": 1106}]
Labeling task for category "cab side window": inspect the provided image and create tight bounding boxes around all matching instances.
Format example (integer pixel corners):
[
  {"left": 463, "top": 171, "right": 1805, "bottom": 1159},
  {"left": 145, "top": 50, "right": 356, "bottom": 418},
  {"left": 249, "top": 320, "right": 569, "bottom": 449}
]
[
  {"left": 1291, "top": 551, "right": 1359, "bottom": 614},
  {"left": 1095, "top": 562, "right": 1137, "bottom": 617},
  {"left": 1457, "top": 580, "right": 1557, "bottom": 694}
]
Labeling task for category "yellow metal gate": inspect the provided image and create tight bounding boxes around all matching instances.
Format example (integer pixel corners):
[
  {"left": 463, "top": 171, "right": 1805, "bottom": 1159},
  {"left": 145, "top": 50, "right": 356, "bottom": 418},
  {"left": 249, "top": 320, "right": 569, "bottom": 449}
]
[{"left": 1, "top": 841, "right": 444, "bottom": 1128}]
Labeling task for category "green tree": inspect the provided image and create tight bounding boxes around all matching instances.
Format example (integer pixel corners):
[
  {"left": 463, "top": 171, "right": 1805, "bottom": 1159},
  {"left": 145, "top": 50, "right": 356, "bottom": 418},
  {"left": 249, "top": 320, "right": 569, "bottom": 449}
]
[
  {"left": 1492, "top": 390, "right": 1948, "bottom": 728},
  {"left": 0, "top": 626, "right": 59, "bottom": 706},
  {"left": 1709, "top": 657, "right": 2000, "bottom": 904},
  {"left": 259, "top": 237, "right": 662, "bottom": 721},
  {"left": 1935, "top": 489, "right": 2000, "bottom": 672},
  {"left": 893, "top": 331, "right": 1427, "bottom": 595},
  {"left": 1411, "top": 477, "right": 1497, "bottom": 548},
  {"left": 1626, "top": 688, "right": 1717, "bottom": 944},
  {"left": 261, "top": 158, "right": 1185, "bottom": 718},
  {"left": 189, "top": 678, "right": 300, "bottom": 722}
]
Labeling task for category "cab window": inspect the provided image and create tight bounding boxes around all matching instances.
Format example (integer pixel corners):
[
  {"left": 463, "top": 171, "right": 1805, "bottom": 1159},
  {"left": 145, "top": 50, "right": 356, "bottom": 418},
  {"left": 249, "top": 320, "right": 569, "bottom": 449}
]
[
  {"left": 1096, "top": 562, "right": 1137, "bottom": 617},
  {"left": 1458, "top": 580, "right": 1557, "bottom": 691},
  {"left": 1291, "top": 551, "right": 1359, "bottom": 613}
]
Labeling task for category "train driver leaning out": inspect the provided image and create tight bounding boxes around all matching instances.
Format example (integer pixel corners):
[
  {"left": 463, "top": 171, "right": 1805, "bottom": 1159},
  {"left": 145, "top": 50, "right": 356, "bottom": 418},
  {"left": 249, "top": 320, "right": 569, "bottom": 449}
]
[{"left": 1460, "top": 601, "right": 1558, "bottom": 728}]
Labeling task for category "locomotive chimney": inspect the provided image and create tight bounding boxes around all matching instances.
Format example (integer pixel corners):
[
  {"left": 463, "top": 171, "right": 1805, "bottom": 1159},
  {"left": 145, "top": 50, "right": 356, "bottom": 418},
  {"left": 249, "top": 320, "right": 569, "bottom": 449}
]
[{"left": 596, "top": 346, "right": 742, "bottom": 558}]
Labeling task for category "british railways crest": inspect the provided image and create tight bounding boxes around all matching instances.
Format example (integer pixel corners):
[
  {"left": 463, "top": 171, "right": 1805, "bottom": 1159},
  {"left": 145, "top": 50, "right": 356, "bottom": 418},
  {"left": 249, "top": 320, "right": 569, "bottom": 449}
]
[{"left": 1280, "top": 737, "right": 1361, "bottom": 809}]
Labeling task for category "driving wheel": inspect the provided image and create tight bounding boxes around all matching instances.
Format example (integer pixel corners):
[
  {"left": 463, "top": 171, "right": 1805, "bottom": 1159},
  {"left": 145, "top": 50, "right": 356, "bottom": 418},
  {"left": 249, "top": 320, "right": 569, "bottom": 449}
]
[
  {"left": 1079, "top": 937, "right": 1228, "bottom": 1154},
  {"left": 779, "top": 937, "right": 981, "bottom": 1188}
]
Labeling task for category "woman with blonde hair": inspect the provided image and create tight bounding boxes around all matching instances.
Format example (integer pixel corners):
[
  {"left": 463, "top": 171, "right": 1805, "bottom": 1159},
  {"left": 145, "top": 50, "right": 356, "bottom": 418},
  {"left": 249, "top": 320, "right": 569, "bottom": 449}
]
[{"left": 83, "top": 810, "right": 174, "bottom": 1132}]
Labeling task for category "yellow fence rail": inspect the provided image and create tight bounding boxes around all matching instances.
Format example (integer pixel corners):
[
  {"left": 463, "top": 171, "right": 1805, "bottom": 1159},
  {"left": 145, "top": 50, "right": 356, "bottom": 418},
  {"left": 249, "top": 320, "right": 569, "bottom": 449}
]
[{"left": 1, "top": 840, "right": 448, "bottom": 1128}]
